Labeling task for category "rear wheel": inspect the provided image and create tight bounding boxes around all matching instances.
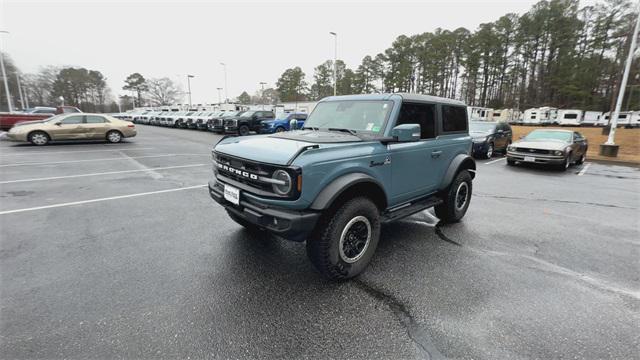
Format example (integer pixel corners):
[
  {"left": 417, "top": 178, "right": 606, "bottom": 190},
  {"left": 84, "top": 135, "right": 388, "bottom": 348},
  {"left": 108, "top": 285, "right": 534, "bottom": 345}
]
[
  {"left": 434, "top": 170, "right": 472, "bottom": 223},
  {"left": 238, "top": 125, "right": 250, "bottom": 136},
  {"left": 306, "top": 197, "right": 381, "bottom": 280},
  {"left": 106, "top": 130, "right": 123, "bottom": 143},
  {"left": 28, "top": 131, "right": 49, "bottom": 146}
]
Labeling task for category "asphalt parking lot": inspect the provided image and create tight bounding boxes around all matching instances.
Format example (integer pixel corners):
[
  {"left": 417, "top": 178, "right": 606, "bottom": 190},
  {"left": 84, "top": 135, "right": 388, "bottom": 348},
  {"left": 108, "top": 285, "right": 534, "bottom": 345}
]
[{"left": 1, "top": 125, "right": 638, "bottom": 359}]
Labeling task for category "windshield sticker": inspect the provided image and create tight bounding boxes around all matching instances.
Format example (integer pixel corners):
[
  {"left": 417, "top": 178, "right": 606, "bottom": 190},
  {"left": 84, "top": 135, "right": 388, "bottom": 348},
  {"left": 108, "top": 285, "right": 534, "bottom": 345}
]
[
  {"left": 372, "top": 126, "right": 380, "bottom": 132},
  {"left": 366, "top": 123, "right": 374, "bottom": 131}
]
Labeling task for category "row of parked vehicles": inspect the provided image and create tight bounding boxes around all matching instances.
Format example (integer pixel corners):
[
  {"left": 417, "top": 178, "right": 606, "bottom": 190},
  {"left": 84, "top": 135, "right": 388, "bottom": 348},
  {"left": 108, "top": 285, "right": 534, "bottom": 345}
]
[
  {"left": 469, "top": 107, "right": 640, "bottom": 127},
  {"left": 115, "top": 109, "right": 308, "bottom": 135}
]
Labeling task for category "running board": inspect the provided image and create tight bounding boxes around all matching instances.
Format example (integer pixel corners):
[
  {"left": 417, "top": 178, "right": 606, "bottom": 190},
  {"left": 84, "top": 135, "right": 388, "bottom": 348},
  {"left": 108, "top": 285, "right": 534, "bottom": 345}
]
[{"left": 382, "top": 196, "right": 443, "bottom": 223}]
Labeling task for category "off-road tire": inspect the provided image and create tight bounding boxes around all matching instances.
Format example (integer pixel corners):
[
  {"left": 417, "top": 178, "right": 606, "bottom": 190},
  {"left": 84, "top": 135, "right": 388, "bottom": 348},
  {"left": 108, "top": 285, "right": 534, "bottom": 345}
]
[
  {"left": 434, "top": 170, "right": 472, "bottom": 223},
  {"left": 226, "top": 210, "right": 262, "bottom": 233},
  {"left": 306, "top": 197, "right": 381, "bottom": 281},
  {"left": 28, "top": 131, "right": 50, "bottom": 146}
]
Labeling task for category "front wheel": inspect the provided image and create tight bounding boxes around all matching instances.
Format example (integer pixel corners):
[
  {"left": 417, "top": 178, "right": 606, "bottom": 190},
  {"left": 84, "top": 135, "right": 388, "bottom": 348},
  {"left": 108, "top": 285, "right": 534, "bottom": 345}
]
[
  {"left": 275, "top": 127, "right": 286, "bottom": 133},
  {"left": 575, "top": 152, "right": 586, "bottom": 165},
  {"left": 557, "top": 153, "right": 571, "bottom": 171},
  {"left": 238, "top": 125, "right": 250, "bottom": 136},
  {"left": 485, "top": 143, "right": 494, "bottom": 159},
  {"left": 306, "top": 197, "right": 381, "bottom": 280},
  {"left": 434, "top": 170, "right": 472, "bottom": 223},
  {"left": 28, "top": 131, "right": 49, "bottom": 146},
  {"left": 106, "top": 130, "right": 123, "bottom": 143}
]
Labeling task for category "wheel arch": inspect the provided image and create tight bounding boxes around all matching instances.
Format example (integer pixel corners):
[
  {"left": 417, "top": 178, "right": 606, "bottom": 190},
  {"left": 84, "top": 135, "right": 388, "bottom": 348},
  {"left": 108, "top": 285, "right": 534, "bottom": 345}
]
[
  {"left": 438, "top": 154, "right": 476, "bottom": 191},
  {"left": 310, "top": 173, "right": 388, "bottom": 212}
]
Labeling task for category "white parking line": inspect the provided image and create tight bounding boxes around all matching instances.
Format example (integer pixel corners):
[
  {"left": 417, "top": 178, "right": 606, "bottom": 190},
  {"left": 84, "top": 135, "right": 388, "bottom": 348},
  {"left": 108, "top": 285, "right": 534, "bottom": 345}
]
[
  {"left": 0, "top": 184, "right": 208, "bottom": 215},
  {"left": 578, "top": 162, "right": 591, "bottom": 176},
  {"left": 485, "top": 157, "right": 506, "bottom": 165},
  {"left": 0, "top": 153, "right": 207, "bottom": 167},
  {"left": 0, "top": 147, "right": 154, "bottom": 157},
  {"left": 0, "top": 164, "right": 207, "bottom": 184}
]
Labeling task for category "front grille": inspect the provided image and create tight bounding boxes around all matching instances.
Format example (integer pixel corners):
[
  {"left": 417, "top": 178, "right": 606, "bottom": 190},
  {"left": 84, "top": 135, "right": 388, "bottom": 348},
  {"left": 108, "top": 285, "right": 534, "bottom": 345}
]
[
  {"left": 224, "top": 119, "right": 236, "bottom": 127},
  {"left": 215, "top": 153, "right": 273, "bottom": 193},
  {"left": 515, "top": 147, "right": 550, "bottom": 155},
  {"left": 214, "top": 119, "right": 223, "bottom": 126}
]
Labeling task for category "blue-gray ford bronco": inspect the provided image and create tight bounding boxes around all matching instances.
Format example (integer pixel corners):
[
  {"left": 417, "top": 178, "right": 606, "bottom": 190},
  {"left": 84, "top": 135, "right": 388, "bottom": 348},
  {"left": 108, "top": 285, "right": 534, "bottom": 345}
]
[{"left": 209, "top": 94, "right": 476, "bottom": 280}]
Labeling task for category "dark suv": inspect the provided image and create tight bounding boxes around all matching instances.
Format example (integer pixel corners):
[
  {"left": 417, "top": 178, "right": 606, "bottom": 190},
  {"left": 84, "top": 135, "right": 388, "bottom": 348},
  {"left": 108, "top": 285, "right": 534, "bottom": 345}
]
[
  {"left": 224, "top": 110, "right": 275, "bottom": 136},
  {"left": 470, "top": 121, "right": 512, "bottom": 158}
]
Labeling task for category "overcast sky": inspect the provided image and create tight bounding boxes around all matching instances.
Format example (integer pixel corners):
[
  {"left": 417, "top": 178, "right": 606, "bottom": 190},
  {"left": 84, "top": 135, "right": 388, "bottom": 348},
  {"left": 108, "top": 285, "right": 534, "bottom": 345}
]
[{"left": 1, "top": 0, "right": 598, "bottom": 104}]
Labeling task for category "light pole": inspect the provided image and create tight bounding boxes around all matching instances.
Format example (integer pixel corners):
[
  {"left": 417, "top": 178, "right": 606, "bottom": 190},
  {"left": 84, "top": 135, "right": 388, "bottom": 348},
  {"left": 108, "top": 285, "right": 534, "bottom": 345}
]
[
  {"left": 330, "top": 31, "right": 337, "bottom": 96},
  {"left": 259, "top": 81, "right": 267, "bottom": 109},
  {"left": 186, "top": 74, "right": 194, "bottom": 109},
  {"left": 600, "top": 7, "right": 640, "bottom": 157},
  {"left": 16, "top": 73, "right": 24, "bottom": 110},
  {"left": 220, "top": 62, "right": 228, "bottom": 103},
  {"left": 216, "top": 87, "right": 223, "bottom": 106},
  {"left": 0, "top": 30, "right": 12, "bottom": 112}
]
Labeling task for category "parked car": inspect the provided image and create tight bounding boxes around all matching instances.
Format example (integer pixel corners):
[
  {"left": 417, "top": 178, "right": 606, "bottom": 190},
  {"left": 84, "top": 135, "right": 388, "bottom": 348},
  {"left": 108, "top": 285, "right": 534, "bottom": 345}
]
[
  {"left": 506, "top": 129, "right": 587, "bottom": 171},
  {"left": 224, "top": 110, "right": 275, "bottom": 135},
  {"left": 209, "top": 93, "right": 475, "bottom": 280},
  {"left": 260, "top": 112, "right": 307, "bottom": 133},
  {"left": 469, "top": 121, "right": 512, "bottom": 158},
  {"left": 1, "top": 106, "right": 82, "bottom": 131},
  {"left": 209, "top": 111, "right": 241, "bottom": 133},
  {"left": 195, "top": 112, "right": 218, "bottom": 130},
  {"left": 6, "top": 113, "right": 136, "bottom": 146}
]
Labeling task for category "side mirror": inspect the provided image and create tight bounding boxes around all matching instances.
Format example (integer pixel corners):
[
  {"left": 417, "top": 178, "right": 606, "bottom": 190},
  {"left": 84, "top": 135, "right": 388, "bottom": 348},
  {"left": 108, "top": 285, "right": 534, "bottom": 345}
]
[
  {"left": 55, "top": 121, "right": 62, "bottom": 126},
  {"left": 391, "top": 124, "right": 421, "bottom": 142}
]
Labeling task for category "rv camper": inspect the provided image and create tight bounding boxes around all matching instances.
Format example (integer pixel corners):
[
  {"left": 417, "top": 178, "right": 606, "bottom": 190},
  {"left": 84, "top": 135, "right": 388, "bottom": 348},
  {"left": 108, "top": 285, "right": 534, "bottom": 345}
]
[
  {"left": 598, "top": 111, "right": 640, "bottom": 127},
  {"left": 468, "top": 107, "right": 494, "bottom": 121},
  {"left": 523, "top": 107, "right": 558, "bottom": 125},
  {"left": 581, "top": 111, "right": 602, "bottom": 126},
  {"left": 557, "top": 110, "right": 583, "bottom": 126},
  {"left": 491, "top": 109, "right": 521, "bottom": 123}
]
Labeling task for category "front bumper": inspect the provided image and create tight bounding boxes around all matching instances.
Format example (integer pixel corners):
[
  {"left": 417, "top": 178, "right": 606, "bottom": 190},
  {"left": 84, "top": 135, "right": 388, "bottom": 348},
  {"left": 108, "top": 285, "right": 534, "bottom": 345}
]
[
  {"left": 506, "top": 151, "right": 565, "bottom": 165},
  {"left": 208, "top": 179, "right": 319, "bottom": 242},
  {"left": 472, "top": 141, "right": 489, "bottom": 156}
]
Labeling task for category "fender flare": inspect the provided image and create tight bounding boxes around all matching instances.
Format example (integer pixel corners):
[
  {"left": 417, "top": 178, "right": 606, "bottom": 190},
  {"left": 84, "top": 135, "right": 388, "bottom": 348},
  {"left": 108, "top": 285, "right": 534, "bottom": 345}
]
[
  {"left": 310, "top": 173, "right": 386, "bottom": 211},
  {"left": 439, "top": 154, "right": 476, "bottom": 191}
]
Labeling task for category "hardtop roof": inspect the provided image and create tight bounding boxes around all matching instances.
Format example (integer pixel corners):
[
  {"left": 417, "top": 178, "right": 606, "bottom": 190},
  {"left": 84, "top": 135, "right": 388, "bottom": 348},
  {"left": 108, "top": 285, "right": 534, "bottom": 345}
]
[{"left": 320, "top": 93, "right": 466, "bottom": 106}]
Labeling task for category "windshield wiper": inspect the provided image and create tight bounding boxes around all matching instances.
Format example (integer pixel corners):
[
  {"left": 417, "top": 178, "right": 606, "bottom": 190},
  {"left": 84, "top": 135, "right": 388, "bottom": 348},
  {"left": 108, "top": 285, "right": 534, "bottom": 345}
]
[{"left": 328, "top": 127, "right": 358, "bottom": 136}]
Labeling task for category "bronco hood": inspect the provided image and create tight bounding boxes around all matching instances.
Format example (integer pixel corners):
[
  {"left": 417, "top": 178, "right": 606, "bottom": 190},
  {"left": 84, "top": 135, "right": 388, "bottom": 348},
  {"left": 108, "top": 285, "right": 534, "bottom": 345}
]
[{"left": 214, "top": 130, "right": 361, "bottom": 165}]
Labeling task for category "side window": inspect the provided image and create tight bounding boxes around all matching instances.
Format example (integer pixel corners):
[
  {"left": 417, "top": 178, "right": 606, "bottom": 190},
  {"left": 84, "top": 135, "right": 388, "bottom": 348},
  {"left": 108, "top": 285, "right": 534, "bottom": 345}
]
[
  {"left": 61, "top": 115, "right": 84, "bottom": 124},
  {"left": 441, "top": 105, "right": 468, "bottom": 132},
  {"left": 86, "top": 115, "right": 105, "bottom": 124},
  {"left": 396, "top": 102, "right": 436, "bottom": 139},
  {"left": 296, "top": 114, "right": 307, "bottom": 120}
]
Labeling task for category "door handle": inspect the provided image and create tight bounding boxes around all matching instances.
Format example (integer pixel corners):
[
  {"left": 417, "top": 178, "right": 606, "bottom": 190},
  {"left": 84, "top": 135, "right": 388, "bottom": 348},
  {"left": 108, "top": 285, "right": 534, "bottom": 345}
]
[{"left": 431, "top": 151, "right": 442, "bottom": 158}]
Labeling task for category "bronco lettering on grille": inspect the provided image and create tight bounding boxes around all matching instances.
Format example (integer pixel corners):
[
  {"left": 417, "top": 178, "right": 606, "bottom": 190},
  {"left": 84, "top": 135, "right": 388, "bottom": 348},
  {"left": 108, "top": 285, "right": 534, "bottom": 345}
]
[{"left": 217, "top": 163, "right": 259, "bottom": 180}]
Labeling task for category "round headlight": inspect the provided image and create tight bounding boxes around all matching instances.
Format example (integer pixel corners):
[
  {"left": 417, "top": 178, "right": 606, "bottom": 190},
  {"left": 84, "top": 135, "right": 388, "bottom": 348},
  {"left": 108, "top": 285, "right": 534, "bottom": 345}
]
[
  {"left": 508, "top": 145, "right": 515, "bottom": 151},
  {"left": 272, "top": 170, "right": 292, "bottom": 195}
]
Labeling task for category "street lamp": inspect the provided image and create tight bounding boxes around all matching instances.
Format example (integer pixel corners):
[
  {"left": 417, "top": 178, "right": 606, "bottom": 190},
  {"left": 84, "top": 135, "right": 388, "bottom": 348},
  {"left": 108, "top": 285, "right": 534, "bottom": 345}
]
[
  {"left": 0, "top": 30, "right": 12, "bottom": 112},
  {"left": 600, "top": 6, "right": 640, "bottom": 157},
  {"left": 259, "top": 82, "right": 267, "bottom": 109},
  {"left": 220, "top": 62, "right": 228, "bottom": 103},
  {"left": 330, "top": 31, "right": 337, "bottom": 96},
  {"left": 186, "top": 74, "right": 195, "bottom": 109},
  {"left": 216, "top": 87, "right": 223, "bottom": 106}
]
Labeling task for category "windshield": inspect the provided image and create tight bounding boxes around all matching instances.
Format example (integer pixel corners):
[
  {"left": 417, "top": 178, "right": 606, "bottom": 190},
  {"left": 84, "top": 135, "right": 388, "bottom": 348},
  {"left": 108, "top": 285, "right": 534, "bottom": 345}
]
[
  {"left": 304, "top": 100, "right": 393, "bottom": 133},
  {"left": 241, "top": 111, "right": 255, "bottom": 117},
  {"left": 469, "top": 122, "right": 496, "bottom": 133},
  {"left": 525, "top": 130, "right": 572, "bottom": 142},
  {"left": 223, "top": 111, "right": 240, "bottom": 118}
]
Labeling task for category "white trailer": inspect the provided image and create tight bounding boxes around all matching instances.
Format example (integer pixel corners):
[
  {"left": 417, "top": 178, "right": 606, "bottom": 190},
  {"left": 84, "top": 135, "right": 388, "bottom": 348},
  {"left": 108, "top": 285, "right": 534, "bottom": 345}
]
[
  {"left": 491, "top": 109, "right": 521, "bottom": 123},
  {"left": 581, "top": 111, "right": 602, "bottom": 126},
  {"left": 468, "top": 107, "right": 494, "bottom": 121},
  {"left": 599, "top": 111, "right": 640, "bottom": 127},
  {"left": 557, "top": 109, "right": 583, "bottom": 126},
  {"left": 523, "top": 107, "right": 557, "bottom": 125}
]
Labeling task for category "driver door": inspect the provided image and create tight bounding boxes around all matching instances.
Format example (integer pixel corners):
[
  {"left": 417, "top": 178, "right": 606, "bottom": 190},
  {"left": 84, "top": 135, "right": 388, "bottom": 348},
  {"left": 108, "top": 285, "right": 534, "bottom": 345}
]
[
  {"left": 388, "top": 102, "right": 441, "bottom": 205},
  {"left": 48, "top": 115, "right": 85, "bottom": 140}
]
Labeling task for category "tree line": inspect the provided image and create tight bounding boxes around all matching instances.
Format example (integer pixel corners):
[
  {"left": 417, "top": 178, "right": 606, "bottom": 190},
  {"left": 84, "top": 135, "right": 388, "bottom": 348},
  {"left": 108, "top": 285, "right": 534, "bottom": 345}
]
[{"left": 272, "top": 0, "right": 639, "bottom": 111}]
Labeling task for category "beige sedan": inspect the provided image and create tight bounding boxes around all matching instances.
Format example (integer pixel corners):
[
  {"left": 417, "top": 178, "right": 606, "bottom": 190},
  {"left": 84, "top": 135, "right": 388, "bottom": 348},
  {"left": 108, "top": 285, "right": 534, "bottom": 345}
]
[{"left": 7, "top": 113, "right": 137, "bottom": 145}]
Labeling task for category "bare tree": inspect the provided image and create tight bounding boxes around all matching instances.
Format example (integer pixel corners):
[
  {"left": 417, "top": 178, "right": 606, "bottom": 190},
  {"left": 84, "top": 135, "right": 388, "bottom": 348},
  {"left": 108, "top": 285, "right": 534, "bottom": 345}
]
[{"left": 145, "top": 77, "right": 182, "bottom": 106}]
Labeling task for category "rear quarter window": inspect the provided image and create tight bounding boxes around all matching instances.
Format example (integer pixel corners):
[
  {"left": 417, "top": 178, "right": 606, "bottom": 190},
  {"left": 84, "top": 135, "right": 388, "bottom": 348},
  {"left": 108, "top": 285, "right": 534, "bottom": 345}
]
[{"left": 441, "top": 105, "right": 467, "bottom": 132}]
